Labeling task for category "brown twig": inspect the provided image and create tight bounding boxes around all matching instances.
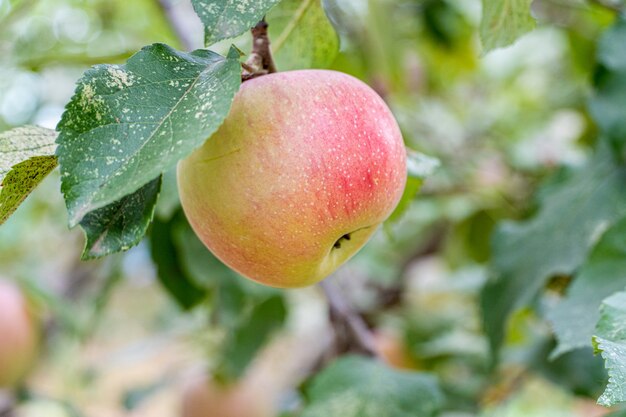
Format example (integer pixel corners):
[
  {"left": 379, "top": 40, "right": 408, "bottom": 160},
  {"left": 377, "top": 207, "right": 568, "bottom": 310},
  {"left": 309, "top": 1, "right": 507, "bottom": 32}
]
[
  {"left": 242, "top": 19, "right": 278, "bottom": 81},
  {"left": 319, "top": 279, "right": 378, "bottom": 357},
  {"left": 0, "top": 391, "right": 14, "bottom": 417},
  {"left": 156, "top": 0, "right": 196, "bottom": 51}
]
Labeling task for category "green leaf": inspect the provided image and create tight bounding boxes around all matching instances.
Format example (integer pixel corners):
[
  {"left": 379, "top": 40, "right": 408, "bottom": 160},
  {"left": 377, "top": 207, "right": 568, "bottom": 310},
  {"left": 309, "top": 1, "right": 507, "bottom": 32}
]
[
  {"left": 79, "top": 176, "right": 161, "bottom": 259},
  {"left": 0, "top": 126, "right": 58, "bottom": 225},
  {"left": 192, "top": 0, "right": 281, "bottom": 45},
  {"left": 301, "top": 356, "right": 443, "bottom": 417},
  {"left": 149, "top": 212, "right": 209, "bottom": 310},
  {"left": 480, "top": 0, "right": 535, "bottom": 53},
  {"left": 594, "top": 291, "right": 626, "bottom": 406},
  {"left": 597, "top": 16, "right": 626, "bottom": 72},
  {"left": 482, "top": 148, "right": 626, "bottom": 357},
  {"left": 386, "top": 150, "right": 439, "bottom": 224},
  {"left": 268, "top": 0, "right": 339, "bottom": 70},
  {"left": 217, "top": 294, "right": 287, "bottom": 379},
  {"left": 589, "top": 17, "right": 626, "bottom": 154},
  {"left": 0, "top": 156, "right": 58, "bottom": 226},
  {"left": 406, "top": 149, "right": 440, "bottom": 181},
  {"left": 549, "top": 217, "right": 626, "bottom": 358},
  {"left": 171, "top": 214, "right": 242, "bottom": 289},
  {"left": 0, "top": 126, "right": 57, "bottom": 182},
  {"left": 56, "top": 43, "right": 241, "bottom": 227}
]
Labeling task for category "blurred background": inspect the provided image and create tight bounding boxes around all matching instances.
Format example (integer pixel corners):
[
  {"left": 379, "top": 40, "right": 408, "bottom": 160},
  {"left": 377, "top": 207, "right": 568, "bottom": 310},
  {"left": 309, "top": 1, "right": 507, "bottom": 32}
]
[{"left": 0, "top": 0, "right": 620, "bottom": 416}]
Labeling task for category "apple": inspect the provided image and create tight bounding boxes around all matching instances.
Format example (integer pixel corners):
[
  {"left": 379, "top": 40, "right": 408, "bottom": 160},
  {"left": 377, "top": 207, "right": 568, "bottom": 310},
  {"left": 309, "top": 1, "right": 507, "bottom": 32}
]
[
  {"left": 0, "top": 279, "right": 40, "bottom": 389},
  {"left": 178, "top": 70, "right": 407, "bottom": 288},
  {"left": 372, "top": 329, "right": 418, "bottom": 370},
  {"left": 181, "top": 375, "right": 273, "bottom": 417}
]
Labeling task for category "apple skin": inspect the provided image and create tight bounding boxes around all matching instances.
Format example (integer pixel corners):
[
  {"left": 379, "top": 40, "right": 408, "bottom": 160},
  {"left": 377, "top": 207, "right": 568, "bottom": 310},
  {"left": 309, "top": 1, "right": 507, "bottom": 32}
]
[
  {"left": 178, "top": 70, "right": 407, "bottom": 288},
  {"left": 0, "top": 279, "right": 40, "bottom": 389},
  {"left": 181, "top": 375, "right": 273, "bottom": 417}
]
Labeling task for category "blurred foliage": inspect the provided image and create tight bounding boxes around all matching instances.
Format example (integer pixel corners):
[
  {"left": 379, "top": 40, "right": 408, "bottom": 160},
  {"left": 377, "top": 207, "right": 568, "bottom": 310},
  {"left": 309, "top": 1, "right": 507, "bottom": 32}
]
[{"left": 1, "top": 0, "right": 626, "bottom": 416}]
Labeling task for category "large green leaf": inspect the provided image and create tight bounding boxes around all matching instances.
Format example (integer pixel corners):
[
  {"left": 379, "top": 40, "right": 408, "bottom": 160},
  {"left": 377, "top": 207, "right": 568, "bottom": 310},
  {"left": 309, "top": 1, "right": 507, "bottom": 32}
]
[
  {"left": 192, "top": 0, "right": 281, "bottom": 45},
  {"left": 301, "top": 356, "right": 443, "bottom": 417},
  {"left": 480, "top": 0, "right": 535, "bottom": 53},
  {"left": 594, "top": 291, "right": 626, "bottom": 406},
  {"left": 80, "top": 177, "right": 161, "bottom": 259},
  {"left": 482, "top": 148, "right": 626, "bottom": 357},
  {"left": 56, "top": 44, "right": 241, "bottom": 226},
  {"left": 268, "top": 0, "right": 339, "bottom": 70},
  {"left": 549, "top": 217, "right": 626, "bottom": 358},
  {"left": 0, "top": 126, "right": 58, "bottom": 225}
]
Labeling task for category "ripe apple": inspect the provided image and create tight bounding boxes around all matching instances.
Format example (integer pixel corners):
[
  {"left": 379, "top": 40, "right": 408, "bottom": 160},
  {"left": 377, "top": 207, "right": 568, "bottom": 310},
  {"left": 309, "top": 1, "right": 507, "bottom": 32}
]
[
  {"left": 178, "top": 70, "right": 406, "bottom": 288},
  {"left": 0, "top": 279, "right": 40, "bottom": 389},
  {"left": 181, "top": 375, "right": 273, "bottom": 417}
]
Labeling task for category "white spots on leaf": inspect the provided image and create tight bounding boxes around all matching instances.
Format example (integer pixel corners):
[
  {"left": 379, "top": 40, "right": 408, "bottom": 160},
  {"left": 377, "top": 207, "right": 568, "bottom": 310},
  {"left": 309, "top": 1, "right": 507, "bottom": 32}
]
[{"left": 106, "top": 66, "right": 135, "bottom": 89}]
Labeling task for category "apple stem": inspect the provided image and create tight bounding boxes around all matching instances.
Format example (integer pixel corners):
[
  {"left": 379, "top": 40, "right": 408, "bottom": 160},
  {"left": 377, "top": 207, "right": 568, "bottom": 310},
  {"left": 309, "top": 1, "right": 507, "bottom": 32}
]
[
  {"left": 319, "top": 279, "right": 379, "bottom": 358},
  {"left": 242, "top": 18, "right": 278, "bottom": 81}
]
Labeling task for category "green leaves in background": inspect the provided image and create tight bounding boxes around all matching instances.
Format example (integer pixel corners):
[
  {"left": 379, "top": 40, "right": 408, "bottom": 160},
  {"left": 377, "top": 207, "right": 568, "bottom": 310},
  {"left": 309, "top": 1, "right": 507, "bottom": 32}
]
[
  {"left": 80, "top": 177, "right": 161, "bottom": 260},
  {"left": 149, "top": 208, "right": 286, "bottom": 379},
  {"left": 387, "top": 150, "right": 440, "bottom": 224},
  {"left": 301, "top": 356, "right": 443, "bottom": 417},
  {"left": 217, "top": 294, "right": 287, "bottom": 379},
  {"left": 0, "top": 126, "right": 58, "bottom": 225},
  {"left": 589, "top": 16, "right": 626, "bottom": 155},
  {"left": 594, "top": 291, "right": 626, "bottom": 406},
  {"left": 549, "top": 217, "right": 626, "bottom": 358},
  {"left": 480, "top": 0, "right": 536, "bottom": 52},
  {"left": 482, "top": 148, "right": 626, "bottom": 356},
  {"left": 193, "top": 0, "right": 281, "bottom": 45},
  {"left": 150, "top": 211, "right": 209, "bottom": 310},
  {"left": 268, "top": 0, "right": 339, "bottom": 70},
  {"left": 170, "top": 211, "right": 286, "bottom": 380},
  {"left": 56, "top": 43, "right": 241, "bottom": 227}
]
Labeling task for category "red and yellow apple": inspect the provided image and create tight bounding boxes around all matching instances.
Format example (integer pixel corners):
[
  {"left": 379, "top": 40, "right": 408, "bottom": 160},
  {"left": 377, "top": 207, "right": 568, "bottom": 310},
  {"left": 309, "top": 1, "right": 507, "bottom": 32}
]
[
  {"left": 0, "top": 279, "right": 40, "bottom": 389},
  {"left": 178, "top": 70, "right": 406, "bottom": 288}
]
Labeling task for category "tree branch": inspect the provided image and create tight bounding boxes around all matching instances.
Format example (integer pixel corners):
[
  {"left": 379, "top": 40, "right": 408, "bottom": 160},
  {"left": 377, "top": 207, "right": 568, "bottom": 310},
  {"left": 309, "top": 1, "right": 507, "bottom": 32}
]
[
  {"left": 319, "top": 279, "right": 378, "bottom": 357},
  {"left": 0, "top": 391, "right": 14, "bottom": 417},
  {"left": 242, "top": 19, "right": 278, "bottom": 81},
  {"left": 156, "top": 0, "right": 196, "bottom": 51}
]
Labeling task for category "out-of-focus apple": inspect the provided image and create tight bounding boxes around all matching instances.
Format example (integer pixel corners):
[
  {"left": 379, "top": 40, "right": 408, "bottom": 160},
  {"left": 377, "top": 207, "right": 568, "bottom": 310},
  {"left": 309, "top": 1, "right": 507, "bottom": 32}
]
[
  {"left": 373, "top": 329, "right": 418, "bottom": 370},
  {"left": 178, "top": 70, "right": 406, "bottom": 288},
  {"left": 181, "top": 375, "right": 273, "bottom": 417},
  {"left": 0, "top": 279, "right": 40, "bottom": 389}
]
